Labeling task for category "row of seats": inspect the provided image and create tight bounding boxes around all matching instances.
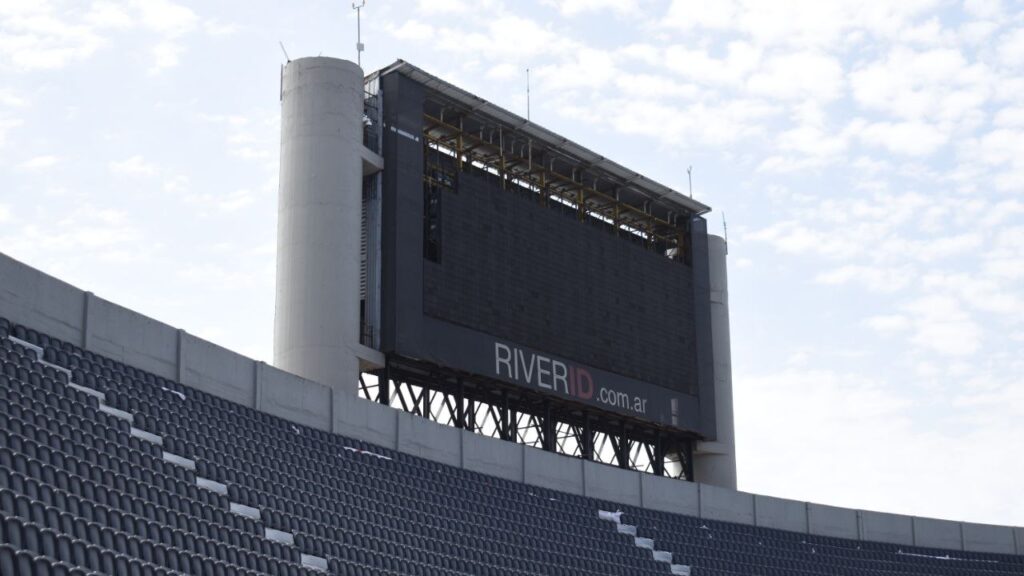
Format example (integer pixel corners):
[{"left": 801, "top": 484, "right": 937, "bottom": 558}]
[{"left": 1, "top": 316, "right": 1022, "bottom": 575}]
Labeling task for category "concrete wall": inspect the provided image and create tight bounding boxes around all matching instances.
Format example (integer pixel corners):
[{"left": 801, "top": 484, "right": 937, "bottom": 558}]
[
  {"left": 181, "top": 333, "right": 255, "bottom": 406},
  {"left": 584, "top": 461, "right": 641, "bottom": 507},
  {"left": 640, "top": 474, "right": 699, "bottom": 517},
  {"left": 807, "top": 503, "right": 859, "bottom": 540},
  {"left": 523, "top": 447, "right": 583, "bottom": 495},
  {"left": 913, "top": 517, "right": 964, "bottom": 551},
  {"left": 700, "top": 483, "right": 754, "bottom": 524},
  {"left": 963, "top": 522, "right": 1017, "bottom": 554},
  {"left": 860, "top": 510, "right": 914, "bottom": 546},
  {"left": 1, "top": 249, "right": 1020, "bottom": 555},
  {"left": 461, "top": 431, "right": 523, "bottom": 482},
  {"left": 331, "top": 395, "right": 397, "bottom": 450},
  {"left": 0, "top": 255, "right": 84, "bottom": 345},
  {"left": 396, "top": 411, "right": 462, "bottom": 467},
  {"left": 754, "top": 495, "right": 808, "bottom": 534},
  {"left": 258, "top": 363, "right": 332, "bottom": 433},
  {"left": 87, "top": 296, "right": 179, "bottom": 381}
]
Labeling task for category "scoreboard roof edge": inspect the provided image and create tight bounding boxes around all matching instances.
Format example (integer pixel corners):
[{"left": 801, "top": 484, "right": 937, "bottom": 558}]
[{"left": 368, "top": 59, "right": 713, "bottom": 218}]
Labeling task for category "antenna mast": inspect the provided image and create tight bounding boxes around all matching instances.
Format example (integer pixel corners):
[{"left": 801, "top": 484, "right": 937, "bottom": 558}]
[
  {"left": 687, "top": 165, "right": 693, "bottom": 198},
  {"left": 352, "top": 1, "right": 366, "bottom": 67},
  {"left": 722, "top": 212, "right": 728, "bottom": 243},
  {"left": 526, "top": 68, "right": 531, "bottom": 121}
]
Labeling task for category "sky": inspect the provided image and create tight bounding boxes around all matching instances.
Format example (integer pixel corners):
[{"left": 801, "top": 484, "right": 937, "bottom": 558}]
[{"left": 0, "top": 0, "right": 1022, "bottom": 527}]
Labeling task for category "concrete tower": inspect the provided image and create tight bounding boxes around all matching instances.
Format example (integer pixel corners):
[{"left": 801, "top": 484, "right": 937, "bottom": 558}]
[
  {"left": 274, "top": 57, "right": 366, "bottom": 393},
  {"left": 694, "top": 234, "right": 738, "bottom": 489}
]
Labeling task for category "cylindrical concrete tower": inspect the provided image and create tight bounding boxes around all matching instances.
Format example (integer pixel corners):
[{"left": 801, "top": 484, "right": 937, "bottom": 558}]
[
  {"left": 274, "top": 57, "right": 365, "bottom": 393},
  {"left": 694, "top": 234, "right": 737, "bottom": 489}
]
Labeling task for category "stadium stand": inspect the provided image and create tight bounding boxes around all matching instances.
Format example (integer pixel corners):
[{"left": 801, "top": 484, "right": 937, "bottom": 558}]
[{"left": 2, "top": 315, "right": 1023, "bottom": 575}]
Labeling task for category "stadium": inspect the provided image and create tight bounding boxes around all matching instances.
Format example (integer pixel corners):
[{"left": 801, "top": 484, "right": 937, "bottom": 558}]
[{"left": 0, "top": 54, "right": 1022, "bottom": 576}]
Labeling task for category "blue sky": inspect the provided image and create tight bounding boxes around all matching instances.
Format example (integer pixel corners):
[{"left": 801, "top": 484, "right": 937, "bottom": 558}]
[{"left": 1, "top": 0, "right": 1021, "bottom": 526}]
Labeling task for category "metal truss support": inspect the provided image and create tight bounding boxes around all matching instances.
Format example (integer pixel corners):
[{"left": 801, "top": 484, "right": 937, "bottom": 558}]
[
  {"left": 581, "top": 415, "right": 593, "bottom": 461},
  {"left": 365, "top": 357, "right": 698, "bottom": 482}
]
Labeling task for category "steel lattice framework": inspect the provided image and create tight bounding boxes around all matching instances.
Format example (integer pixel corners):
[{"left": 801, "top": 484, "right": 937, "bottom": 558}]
[{"left": 359, "top": 357, "right": 695, "bottom": 480}]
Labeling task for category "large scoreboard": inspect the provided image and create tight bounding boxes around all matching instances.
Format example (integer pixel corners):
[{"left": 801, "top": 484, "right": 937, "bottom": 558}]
[{"left": 377, "top": 70, "right": 717, "bottom": 437}]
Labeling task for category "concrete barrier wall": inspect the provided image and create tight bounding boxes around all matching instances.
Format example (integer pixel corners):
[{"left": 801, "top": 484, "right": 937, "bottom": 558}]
[
  {"left": 640, "top": 474, "right": 700, "bottom": 517},
  {"left": 258, "top": 363, "right": 332, "bottom": 432},
  {"left": 181, "top": 332, "right": 255, "bottom": 406},
  {"left": 86, "top": 296, "right": 179, "bottom": 381},
  {"left": 0, "top": 255, "right": 84, "bottom": 345},
  {"left": 396, "top": 411, "right": 461, "bottom": 467},
  {"left": 860, "top": 510, "right": 914, "bottom": 546},
  {"left": 524, "top": 446, "right": 583, "bottom": 495},
  {"left": 331, "top": 395, "right": 397, "bottom": 450},
  {"left": 808, "top": 503, "right": 859, "bottom": 540},
  {"left": 913, "top": 517, "right": 964, "bottom": 550},
  {"left": 461, "top": 431, "right": 523, "bottom": 482},
  {"left": 584, "top": 461, "right": 641, "bottom": 507},
  {"left": 754, "top": 495, "right": 808, "bottom": 534},
  {"left": 963, "top": 522, "right": 1017, "bottom": 554},
  {"left": 700, "top": 483, "right": 755, "bottom": 524},
  {"left": 1, "top": 250, "right": 1021, "bottom": 555}
]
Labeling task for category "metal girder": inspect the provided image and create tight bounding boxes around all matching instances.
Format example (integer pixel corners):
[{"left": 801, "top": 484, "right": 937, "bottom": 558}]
[
  {"left": 422, "top": 113, "right": 690, "bottom": 251},
  {"left": 361, "top": 356, "right": 698, "bottom": 481}
]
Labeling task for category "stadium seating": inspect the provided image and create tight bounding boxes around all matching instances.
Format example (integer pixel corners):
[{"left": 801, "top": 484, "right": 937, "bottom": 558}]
[{"left": 1, "top": 315, "right": 1022, "bottom": 576}]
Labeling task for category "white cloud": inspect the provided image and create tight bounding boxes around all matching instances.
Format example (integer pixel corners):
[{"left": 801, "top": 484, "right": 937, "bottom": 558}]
[
  {"left": 162, "top": 174, "right": 189, "bottom": 194},
  {"left": 390, "top": 20, "right": 434, "bottom": 42},
  {"left": 0, "top": 0, "right": 200, "bottom": 72},
  {"left": 963, "top": 0, "right": 1004, "bottom": 20},
  {"left": 0, "top": 116, "right": 23, "bottom": 147},
  {"left": 997, "top": 27, "right": 1024, "bottom": 69},
  {"left": 736, "top": 365, "right": 1024, "bottom": 523},
  {"left": 430, "top": 14, "right": 577, "bottom": 62},
  {"left": 561, "top": 95, "right": 778, "bottom": 149},
  {"left": 663, "top": 0, "right": 941, "bottom": 49},
  {"left": 664, "top": 42, "right": 761, "bottom": 87},
  {"left": 109, "top": 155, "right": 157, "bottom": 176},
  {"left": 816, "top": 265, "right": 915, "bottom": 293},
  {"left": 0, "top": 4, "right": 106, "bottom": 70},
  {"left": 545, "top": 0, "right": 640, "bottom": 16},
  {"left": 864, "top": 314, "right": 912, "bottom": 334},
  {"left": 905, "top": 294, "right": 982, "bottom": 356},
  {"left": 132, "top": 0, "right": 197, "bottom": 37},
  {"left": 662, "top": 0, "right": 738, "bottom": 32},
  {"left": 0, "top": 203, "right": 9, "bottom": 223},
  {"left": 959, "top": 128, "right": 1024, "bottom": 191},
  {"left": 17, "top": 155, "right": 58, "bottom": 170},
  {"left": 186, "top": 188, "right": 254, "bottom": 213},
  {"left": 993, "top": 105, "right": 1024, "bottom": 128},
  {"left": 747, "top": 51, "right": 844, "bottom": 102},
  {"left": 85, "top": 1, "right": 133, "bottom": 29},
  {"left": 150, "top": 40, "right": 183, "bottom": 71},
  {"left": 850, "top": 47, "right": 991, "bottom": 124},
  {"left": 415, "top": 0, "right": 470, "bottom": 13},
  {"left": 534, "top": 47, "right": 617, "bottom": 91},
  {"left": 203, "top": 19, "right": 238, "bottom": 37},
  {"left": 855, "top": 120, "right": 950, "bottom": 156},
  {"left": 0, "top": 88, "right": 26, "bottom": 107}
]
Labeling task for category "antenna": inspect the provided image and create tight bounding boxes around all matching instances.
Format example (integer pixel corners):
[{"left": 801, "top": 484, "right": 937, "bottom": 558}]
[
  {"left": 279, "top": 41, "right": 291, "bottom": 63},
  {"left": 352, "top": 1, "right": 366, "bottom": 67},
  {"left": 686, "top": 165, "right": 693, "bottom": 198},
  {"left": 526, "top": 68, "right": 531, "bottom": 121},
  {"left": 722, "top": 212, "right": 728, "bottom": 243}
]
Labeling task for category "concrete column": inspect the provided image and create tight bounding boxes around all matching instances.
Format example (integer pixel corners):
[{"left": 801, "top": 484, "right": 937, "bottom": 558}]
[
  {"left": 694, "top": 234, "right": 737, "bottom": 488},
  {"left": 274, "top": 57, "right": 364, "bottom": 394}
]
